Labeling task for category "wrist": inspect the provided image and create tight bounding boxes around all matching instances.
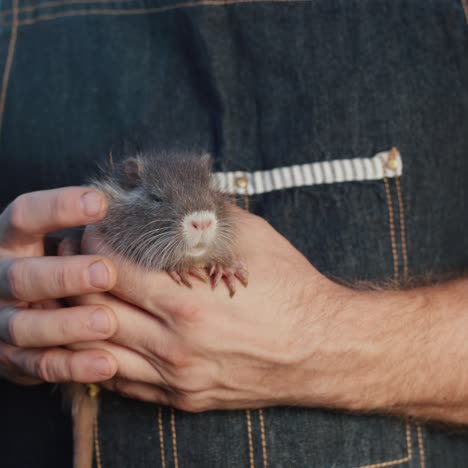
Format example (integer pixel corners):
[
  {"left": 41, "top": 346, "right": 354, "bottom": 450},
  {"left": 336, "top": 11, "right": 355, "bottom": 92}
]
[{"left": 287, "top": 276, "right": 365, "bottom": 408}]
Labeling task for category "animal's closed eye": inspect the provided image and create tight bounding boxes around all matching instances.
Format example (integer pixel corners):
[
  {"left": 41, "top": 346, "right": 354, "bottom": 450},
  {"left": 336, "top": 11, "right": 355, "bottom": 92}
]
[{"left": 150, "top": 193, "right": 162, "bottom": 202}]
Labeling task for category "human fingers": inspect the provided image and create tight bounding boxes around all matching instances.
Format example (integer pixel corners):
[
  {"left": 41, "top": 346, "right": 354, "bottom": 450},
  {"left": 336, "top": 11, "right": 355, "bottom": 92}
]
[
  {"left": 101, "top": 379, "right": 171, "bottom": 405},
  {"left": 0, "top": 187, "right": 107, "bottom": 249},
  {"left": 0, "top": 342, "right": 117, "bottom": 383},
  {"left": 66, "top": 291, "right": 175, "bottom": 365},
  {"left": 70, "top": 340, "right": 165, "bottom": 386},
  {"left": 101, "top": 379, "right": 218, "bottom": 412},
  {"left": 0, "top": 255, "right": 116, "bottom": 301},
  {"left": 0, "top": 304, "right": 116, "bottom": 347}
]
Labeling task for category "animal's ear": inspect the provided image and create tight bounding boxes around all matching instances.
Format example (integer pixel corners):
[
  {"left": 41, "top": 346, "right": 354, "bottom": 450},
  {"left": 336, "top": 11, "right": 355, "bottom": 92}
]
[
  {"left": 120, "top": 157, "right": 144, "bottom": 188},
  {"left": 200, "top": 153, "right": 213, "bottom": 171}
]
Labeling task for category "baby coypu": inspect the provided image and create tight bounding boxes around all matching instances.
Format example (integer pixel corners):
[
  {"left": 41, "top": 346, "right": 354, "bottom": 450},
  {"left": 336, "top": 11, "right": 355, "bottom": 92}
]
[{"left": 91, "top": 150, "right": 248, "bottom": 295}]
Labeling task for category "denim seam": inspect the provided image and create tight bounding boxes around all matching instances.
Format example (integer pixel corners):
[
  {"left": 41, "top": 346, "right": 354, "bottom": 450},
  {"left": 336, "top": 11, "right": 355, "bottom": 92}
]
[
  {"left": 0, "top": 0, "right": 18, "bottom": 141},
  {"left": 158, "top": 406, "right": 167, "bottom": 468},
  {"left": 93, "top": 407, "right": 103, "bottom": 468},
  {"left": 258, "top": 409, "right": 268, "bottom": 468},
  {"left": 416, "top": 423, "right": 426, "bottom": 468},
  {"left": 170, "top": 408, "right": 180, "bottom": 468},
  {"left": 382, "top": 169, "right": 399, "bottom": 283},
  {"left": 354, "top": 421, "right": 412, "bottom": 468},
  {"left": 394, "top": 176, "right": 409, "bottom": 282},
  {"left": 246, "top": 409, "right": 255, "bottom": 468},
  {"left": 0, "top": 0, "right": 139, "bottom": 16},
  {"left": 0, "top": 0, "right": 315, "bottom": 27}
]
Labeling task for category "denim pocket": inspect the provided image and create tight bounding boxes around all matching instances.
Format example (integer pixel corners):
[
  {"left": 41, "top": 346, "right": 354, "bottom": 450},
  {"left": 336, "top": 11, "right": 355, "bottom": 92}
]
[
  {"left": 218, "top": 148, "right": 406, "bottom": 283},
  {"left": 253, "top": 408, "right": 421, "bottom": 468}
]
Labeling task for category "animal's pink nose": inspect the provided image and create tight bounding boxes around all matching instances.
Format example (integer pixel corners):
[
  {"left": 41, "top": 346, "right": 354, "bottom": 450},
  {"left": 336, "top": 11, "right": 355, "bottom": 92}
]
[{"left": 191, "top": 219, "right": 213, "bottom": 230}]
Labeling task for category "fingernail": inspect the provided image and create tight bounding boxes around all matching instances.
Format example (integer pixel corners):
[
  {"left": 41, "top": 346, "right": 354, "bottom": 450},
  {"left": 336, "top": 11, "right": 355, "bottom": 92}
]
[
  {"left": 94, "top": 357, "right": 113, "bottom": 377},
  {"left": 88, "top": 261, "right": 109, "bottom": 289},
  {"left": 89, "top": 308, "right": 111, "bottom": 334},
  {"left": 81, "top": 191, "right": 104, "bottom": 217}
]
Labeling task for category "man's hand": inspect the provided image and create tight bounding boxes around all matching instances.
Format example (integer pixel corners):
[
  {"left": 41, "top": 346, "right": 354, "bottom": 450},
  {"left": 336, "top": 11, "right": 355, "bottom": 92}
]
[
  {"left": 70, "top": 211, "right": 347, "bottom": 411},
  {"left": 71, "top": 210, "right": 468, "bottom": 425},
  {"left": 0, "top": 187, "right": 118, "bottom": 385}
]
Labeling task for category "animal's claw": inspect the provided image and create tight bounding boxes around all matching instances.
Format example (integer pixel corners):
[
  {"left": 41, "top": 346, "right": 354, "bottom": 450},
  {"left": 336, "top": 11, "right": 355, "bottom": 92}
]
[
  {"left": 178, "top": 270, "right": 193, "bottom": 288},
  {"left": 168, "top": 266, "right": 209, "bottom": 288},
  {"left": 189, "top": 267, "right": 208, "bottom": 283},
  {"left": 207, "top": 260, "right": 249, "bottom": 297},
  {"left": 168, "top": 271, "right": 182, "bottom": 285}
]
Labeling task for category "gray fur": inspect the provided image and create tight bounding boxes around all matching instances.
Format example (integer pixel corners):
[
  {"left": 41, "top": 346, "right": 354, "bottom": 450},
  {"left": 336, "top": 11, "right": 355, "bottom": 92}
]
[{"left": 90, "top": 150, "right": 236, "bottom": 270}]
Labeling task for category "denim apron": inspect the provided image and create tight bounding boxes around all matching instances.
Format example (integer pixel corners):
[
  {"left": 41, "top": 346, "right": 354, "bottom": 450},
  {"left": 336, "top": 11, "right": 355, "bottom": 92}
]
[{"left": 1, "top": 1, "right": 468, "bottom": 467}]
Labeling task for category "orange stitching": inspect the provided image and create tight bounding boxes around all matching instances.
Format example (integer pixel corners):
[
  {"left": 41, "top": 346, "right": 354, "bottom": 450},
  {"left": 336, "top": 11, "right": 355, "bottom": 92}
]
[
  {"left": 462, "top": 0, "right": 468, "bottom": 24},
  {"left": 382, "top": 172, "right": 399, "bottom": 282},
  {"left": 416, "top": 423, "right": 426, "bottom": 468},
  {"left": 246, "top": 410, "right": 255, "bottom": 468},
  {"left": 93, "top": 410, "right": 103, "bottom": 468},
  {"left": 258, "top": 409, "right": 268, "bottom": 468},
  {"left": 158, "top": 406, "right": 166, "bottom": 468},
  {"left": 355, "top": 421, "right": 412, "bottom": 468},
  {"left": 0, "top": 0, "right": 139, "bottom": 16},
  {"left": 0, "top": 0, "right": 316, "bottom": 27},
  {"left": 170, "top": 408, "right": 180, "bottom": 468},
  {"left": 394, "top": 176, "right": 408, "bottom": 283},
  {"left": 0, "top": 0, "right": 19, "bottom": 140}
]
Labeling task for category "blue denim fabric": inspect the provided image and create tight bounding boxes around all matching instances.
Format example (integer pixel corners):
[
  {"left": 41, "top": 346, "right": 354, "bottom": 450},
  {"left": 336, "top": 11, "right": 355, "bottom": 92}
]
[{"left": 1, "top": 0, "right": 468, "bottom": 467}]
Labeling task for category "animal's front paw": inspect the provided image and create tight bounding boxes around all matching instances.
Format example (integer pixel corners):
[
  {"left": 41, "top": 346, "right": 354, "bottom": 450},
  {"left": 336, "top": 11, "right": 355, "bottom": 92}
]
[
  {"left": 168, "top": 266, "right": 208, "bottom": 288},
  {"left": 208, "top": 261, "right": 249, "bottom": 297}
]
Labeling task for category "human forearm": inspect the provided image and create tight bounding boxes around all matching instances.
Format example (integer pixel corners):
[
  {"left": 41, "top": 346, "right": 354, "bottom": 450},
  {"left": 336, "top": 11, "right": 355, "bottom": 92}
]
[{"left": 297, "top": 278, "right": 468, "bottom": 424}]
